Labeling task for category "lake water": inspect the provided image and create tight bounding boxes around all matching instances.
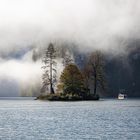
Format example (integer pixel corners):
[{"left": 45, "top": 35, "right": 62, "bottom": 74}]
[{"left": 0, "top": 98, "right": 139, "bottom": 140}]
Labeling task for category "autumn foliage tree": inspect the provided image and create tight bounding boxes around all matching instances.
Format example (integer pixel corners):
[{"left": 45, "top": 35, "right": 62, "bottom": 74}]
[{"left": 60, "top": 64, "right": 84, "bottom": 95}]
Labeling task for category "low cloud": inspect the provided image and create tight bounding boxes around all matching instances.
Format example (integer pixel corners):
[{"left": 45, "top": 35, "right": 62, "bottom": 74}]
[{"left": 0, "top": 0, "right": 140, "bottom": 96}]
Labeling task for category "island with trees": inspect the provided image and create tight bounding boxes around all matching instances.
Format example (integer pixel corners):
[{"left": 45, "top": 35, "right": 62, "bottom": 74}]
[{"left": 37, "top": 43, "right": 106, "bottom": 101}]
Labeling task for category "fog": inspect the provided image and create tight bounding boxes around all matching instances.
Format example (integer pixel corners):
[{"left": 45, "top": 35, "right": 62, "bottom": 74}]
[{"left": 0, "top": 0, "right": 140, "bottom": 96}]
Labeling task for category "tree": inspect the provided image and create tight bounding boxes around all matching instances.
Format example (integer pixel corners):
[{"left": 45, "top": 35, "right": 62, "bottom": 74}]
[
  {"left": 82, "top": 63, "right": 91, "bottom": 94},
  {"left": 60, "top": 64, "right": 84, "bottom": 95},
  {"left": 88, "top": 51, "right": 106, "bottom": 95},
  {"left": 41, "top": 43, "right": 57, "bottom": 94},
  {"left": 62, "top": 49, "right": 74, "bottom": 66}
]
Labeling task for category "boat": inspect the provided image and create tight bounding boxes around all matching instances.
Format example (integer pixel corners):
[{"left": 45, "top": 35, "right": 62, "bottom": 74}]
[
  {"left": 118, "top": 89, "right": 127, "bottom": 100},
  {"left": 118, "top": 93, "right": 127, "bottom": 100},
  {"left": 118, "top": 94, "right": 124, "bottom": 99}
]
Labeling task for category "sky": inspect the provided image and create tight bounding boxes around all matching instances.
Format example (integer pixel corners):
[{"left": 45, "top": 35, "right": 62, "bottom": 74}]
[{"left": 0, "top": 0, "right": 140, "bottom": 96}]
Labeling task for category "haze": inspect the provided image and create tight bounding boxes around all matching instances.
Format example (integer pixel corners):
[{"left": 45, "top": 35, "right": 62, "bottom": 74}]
[{"left": 0, "top": 0, "right": 139, "bottom": 96}]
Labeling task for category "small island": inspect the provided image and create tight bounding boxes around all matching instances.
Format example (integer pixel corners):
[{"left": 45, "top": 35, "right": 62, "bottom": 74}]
[
  {"left": 37, "top": 43, "right": 105, "bottom": 101},
  {"left": 37, "top": 93, "right": 99, "bottom": 101}
]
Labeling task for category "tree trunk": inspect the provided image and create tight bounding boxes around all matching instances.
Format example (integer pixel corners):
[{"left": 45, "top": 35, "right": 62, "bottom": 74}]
[
  {"left": 50, "top": 83, "right": 54, "bottom": 94},
  {"left": 94, "top": 70, "right": 97, "bottom": 95},
  {"left": 50, "top": 57, "right": 54, "bottom": 94}
]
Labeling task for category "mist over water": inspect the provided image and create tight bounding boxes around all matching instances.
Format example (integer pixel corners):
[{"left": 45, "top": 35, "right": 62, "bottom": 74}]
[{"left": 0, "top": 0, "right": 140, "bottom": 96}]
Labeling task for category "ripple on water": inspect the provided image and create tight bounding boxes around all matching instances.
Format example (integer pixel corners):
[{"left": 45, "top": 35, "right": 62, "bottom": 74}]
[{"left": 0, "top": 99, "right": 139, "bottom": 140}]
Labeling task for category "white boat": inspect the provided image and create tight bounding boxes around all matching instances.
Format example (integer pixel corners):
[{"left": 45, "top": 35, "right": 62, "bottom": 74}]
[
  {"left": 118, "top": 89, "right": 127, "bottom": 100},
  {"left": 118, "top": 93, "right": 127, "bottom": 100},
  {"left": 118, "top": 94, "right": 124, "bottom": 99}
]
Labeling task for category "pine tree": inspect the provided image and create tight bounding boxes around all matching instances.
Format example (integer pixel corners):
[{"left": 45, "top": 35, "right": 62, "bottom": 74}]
[{"left": 41, "top": 43, "right": 57, "bottom": 94}]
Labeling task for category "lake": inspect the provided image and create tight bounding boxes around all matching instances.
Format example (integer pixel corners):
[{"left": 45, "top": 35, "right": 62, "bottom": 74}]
[{"left": 0, "top": 98, "right": 139, "bottom": 140}]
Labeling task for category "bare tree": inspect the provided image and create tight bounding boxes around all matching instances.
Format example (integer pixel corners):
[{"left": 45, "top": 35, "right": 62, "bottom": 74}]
[
  {"left": 88, "top": 51, "right": 106, "bottom": 95},
  {"left": 82, "top": 63, "right": 91, "bottom": 94},
  {"left": 41, "top": 43, "right": 57, "bottom": 94}
]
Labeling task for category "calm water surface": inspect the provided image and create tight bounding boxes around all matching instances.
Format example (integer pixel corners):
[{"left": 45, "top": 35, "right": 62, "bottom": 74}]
[{"left": 0, "top": 98, "right": 139, "bottom": 140}]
